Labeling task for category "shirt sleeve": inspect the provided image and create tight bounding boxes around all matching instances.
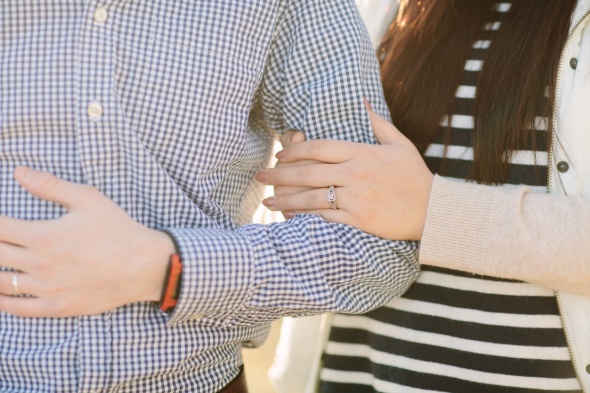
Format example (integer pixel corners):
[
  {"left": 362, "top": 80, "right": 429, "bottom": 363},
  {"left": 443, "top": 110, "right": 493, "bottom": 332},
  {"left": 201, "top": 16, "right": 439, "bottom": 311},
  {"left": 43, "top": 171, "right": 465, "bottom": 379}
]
[{"left": 164, "top": 0, "right": 419, "bottom": 327}]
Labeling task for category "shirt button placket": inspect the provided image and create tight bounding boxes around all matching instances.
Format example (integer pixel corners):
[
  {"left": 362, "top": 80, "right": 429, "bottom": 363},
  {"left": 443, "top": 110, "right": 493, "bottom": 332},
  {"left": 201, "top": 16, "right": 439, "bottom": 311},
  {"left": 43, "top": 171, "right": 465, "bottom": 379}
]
[{"left": 77, "top": 3, "right": 115, "bottom": 391}]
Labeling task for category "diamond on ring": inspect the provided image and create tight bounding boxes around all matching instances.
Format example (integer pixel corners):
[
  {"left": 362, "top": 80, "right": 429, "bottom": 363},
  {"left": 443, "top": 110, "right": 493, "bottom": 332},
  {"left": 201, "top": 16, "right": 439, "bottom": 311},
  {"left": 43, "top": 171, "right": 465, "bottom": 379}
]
[{"left": 327, "top": 185, "right": 337, "bottom": 210}]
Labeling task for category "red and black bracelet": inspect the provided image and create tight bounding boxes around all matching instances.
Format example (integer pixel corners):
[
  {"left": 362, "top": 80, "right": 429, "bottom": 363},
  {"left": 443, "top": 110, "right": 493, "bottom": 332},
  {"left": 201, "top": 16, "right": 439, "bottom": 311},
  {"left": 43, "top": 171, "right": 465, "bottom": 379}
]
[{"left": 159, "top": 253, "right": 182, "bottom": 313}]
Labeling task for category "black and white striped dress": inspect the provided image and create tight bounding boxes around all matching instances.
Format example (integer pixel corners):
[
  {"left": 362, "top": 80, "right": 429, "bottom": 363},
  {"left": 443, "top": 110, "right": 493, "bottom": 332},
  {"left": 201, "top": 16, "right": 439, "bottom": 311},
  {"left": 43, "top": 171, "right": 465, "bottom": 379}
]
[{"left": 319, "top": 3, "right": 582, "bottom": 392}]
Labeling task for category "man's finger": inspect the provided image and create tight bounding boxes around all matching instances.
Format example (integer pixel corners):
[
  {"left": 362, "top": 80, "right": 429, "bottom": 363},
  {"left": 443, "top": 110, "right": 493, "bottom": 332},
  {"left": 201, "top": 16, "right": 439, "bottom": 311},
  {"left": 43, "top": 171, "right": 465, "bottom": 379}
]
[
  {"left": 0, "top": 295, "right": 50, "bottom": 318},
  {"left": 277, "top": 139, "right": 361, "bottom": 163},
  {"left": 0, "top": 216, "right": 41, "bottom": 247},
  {"left": 14, "top": 167, "right": 92, "bottom": 210},
  {"left": 0, "top": 271, "right": 33, "bottom": 297},
  {"left": 0, "top": 242, "right": 36, "bottom": 270}
]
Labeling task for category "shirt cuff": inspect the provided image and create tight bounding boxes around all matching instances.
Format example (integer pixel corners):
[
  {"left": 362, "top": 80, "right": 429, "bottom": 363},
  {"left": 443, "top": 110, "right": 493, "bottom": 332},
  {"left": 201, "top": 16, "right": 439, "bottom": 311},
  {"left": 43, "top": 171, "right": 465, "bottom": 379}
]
[{"left": 162, "top": 227, "right": 254, "bottom": 326}]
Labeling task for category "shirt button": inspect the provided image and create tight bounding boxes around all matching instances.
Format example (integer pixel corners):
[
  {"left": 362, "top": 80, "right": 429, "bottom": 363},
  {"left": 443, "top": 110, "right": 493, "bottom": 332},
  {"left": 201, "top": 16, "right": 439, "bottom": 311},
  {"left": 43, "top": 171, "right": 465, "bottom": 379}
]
[
  {"left": 87, "top": 102, "right": 104, "bottom": 119},
  {"left": 94, "top": 8, "right": 108, "bottom": 24},
  {"left": 586, "top": 364, "right": 590, "bottom": 374},
  {"left": 191, "top": 313, "right": 205, "bottom": 320},
  {"left": 556, "top": 161, "right": 569, "bottom": 173},
  {"left": 570, "top": 57, "right": 578, "bottom": 69}
]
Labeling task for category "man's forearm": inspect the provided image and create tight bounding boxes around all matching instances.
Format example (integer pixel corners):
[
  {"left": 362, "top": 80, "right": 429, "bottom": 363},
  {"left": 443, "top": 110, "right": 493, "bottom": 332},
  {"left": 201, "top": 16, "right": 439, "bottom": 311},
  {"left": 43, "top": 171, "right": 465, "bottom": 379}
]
[{"left": 165, "top": 215, "right": 419, "bottom": 326}]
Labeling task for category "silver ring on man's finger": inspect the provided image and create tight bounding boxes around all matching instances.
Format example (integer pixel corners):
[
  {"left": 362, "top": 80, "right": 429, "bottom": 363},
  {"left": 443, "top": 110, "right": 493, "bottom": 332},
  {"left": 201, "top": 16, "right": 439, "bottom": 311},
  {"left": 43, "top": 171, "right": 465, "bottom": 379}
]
[
  {"left": 327, "top": 185, "right": 338, "bottom": 210},
  {"left": 12, "top": 272, "right": 21, "bottom": 296}
]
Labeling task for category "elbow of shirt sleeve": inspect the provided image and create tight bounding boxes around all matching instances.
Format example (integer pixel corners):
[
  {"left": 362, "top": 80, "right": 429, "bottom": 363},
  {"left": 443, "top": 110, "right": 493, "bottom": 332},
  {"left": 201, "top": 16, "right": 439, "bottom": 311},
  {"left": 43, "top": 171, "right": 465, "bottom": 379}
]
[
  {"left": 233, "top": 215, "right": 420, "bottom": 325},
  {"left": 162, "top": 227, "right": 254, "bottom": 327}
]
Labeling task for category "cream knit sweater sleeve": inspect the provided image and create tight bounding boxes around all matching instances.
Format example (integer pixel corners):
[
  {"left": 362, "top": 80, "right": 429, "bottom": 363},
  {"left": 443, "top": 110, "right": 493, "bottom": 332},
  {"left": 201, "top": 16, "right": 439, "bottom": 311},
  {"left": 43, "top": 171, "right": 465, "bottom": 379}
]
[{"left": 419, "top": 175, "right": 590, "bottom": 296}]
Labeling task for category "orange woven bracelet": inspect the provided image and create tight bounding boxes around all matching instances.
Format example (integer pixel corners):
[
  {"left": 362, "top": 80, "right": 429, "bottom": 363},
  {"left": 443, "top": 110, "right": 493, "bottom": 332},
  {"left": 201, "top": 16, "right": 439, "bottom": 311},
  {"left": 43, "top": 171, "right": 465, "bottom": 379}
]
[{"left": 159, "top": 253, "right": 182, "bottom": 313}]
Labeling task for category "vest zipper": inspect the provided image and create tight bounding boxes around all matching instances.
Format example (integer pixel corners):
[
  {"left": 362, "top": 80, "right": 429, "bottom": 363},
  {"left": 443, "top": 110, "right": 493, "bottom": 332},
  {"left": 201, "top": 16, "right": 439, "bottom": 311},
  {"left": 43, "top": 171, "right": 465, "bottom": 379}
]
[
  {"left": 556, "top": 292, "right": 587, "bottom": 392},
  {"left": 551, "top": 8, "right": 590, "bottom": 393}
]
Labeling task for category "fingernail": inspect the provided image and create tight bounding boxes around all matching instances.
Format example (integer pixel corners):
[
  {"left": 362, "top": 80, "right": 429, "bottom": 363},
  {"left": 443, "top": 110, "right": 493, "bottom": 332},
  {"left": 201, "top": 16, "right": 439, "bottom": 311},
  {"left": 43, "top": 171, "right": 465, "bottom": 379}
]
[
  {"left": 16, "top": 166, "right": 33, "bottom": 181},
  {"left": 275, "top": 150, "right": 286, "bottom": 160},
  {"left": 291, "top": 131, "right": 304, "bottom": 142},
  {"left": 262, "top": 197, "right": 276, "bottom": 207},
  {"left": 363, "top": 97, "right": 373, "bottom": 111},
  {"left": 255, "top": 171, "right": 269, "bottom": 182}
]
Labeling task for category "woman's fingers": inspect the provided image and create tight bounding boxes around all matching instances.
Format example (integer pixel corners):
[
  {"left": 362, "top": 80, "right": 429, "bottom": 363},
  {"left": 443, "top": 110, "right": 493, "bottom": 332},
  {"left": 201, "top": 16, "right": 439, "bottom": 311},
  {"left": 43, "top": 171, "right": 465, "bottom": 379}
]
[
  {"left": 276, "top": 139, "right": 362, "bottom": 164},
  {"left": 263, "top": 187, "right": 361, "bottom": 232},
  {"left": 263, "top": 187, "right": 347, "bottom": 211},
  {"left": 256, "top": 162, "right": 345, "bottom": 187},
  {"left": 280, "top": 130, "right": 306, "bottom": 148},
  {"left": 296, "top": 208, "right": 354, "bottom": 227},
  {"left": 274, "top": 185, "right": 313, "bottom": 197},
  {"left": 257, "top": 108, "right": 435, "bottom": 240},
  {"left": 274, "top": 113, "right": 407, "bottom": 165}
]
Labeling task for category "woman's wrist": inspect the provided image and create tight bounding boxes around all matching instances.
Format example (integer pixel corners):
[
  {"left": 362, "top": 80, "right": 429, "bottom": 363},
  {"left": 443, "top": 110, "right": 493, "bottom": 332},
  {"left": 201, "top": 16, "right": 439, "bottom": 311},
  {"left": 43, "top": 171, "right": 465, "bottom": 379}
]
[{"left": 419, "top": 176, "right": 496, "bottom": 268}]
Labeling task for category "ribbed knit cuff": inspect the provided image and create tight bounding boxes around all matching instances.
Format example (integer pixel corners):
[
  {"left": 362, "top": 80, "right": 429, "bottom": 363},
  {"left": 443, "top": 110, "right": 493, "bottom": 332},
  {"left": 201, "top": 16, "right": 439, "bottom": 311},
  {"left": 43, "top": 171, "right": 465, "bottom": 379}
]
[{"left": 419, "top": 175, "right": 497, "bottom": 274}]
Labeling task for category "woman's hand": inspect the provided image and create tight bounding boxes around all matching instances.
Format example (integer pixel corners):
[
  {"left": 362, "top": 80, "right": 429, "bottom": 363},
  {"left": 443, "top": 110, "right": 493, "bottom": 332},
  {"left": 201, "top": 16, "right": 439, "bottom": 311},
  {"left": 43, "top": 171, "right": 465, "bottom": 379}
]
[
  {"left": 255, "top": 110, "right": 434, "bottom": 241},
  {"left": 273, "top": 130, "right": 319, "bottom": 219}
]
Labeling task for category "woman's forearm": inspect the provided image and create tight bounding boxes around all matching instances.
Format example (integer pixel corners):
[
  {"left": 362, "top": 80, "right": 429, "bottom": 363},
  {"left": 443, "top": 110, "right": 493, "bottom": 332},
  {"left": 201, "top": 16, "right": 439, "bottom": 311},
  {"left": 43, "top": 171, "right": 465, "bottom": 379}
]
[{"left": 420, "top": 175, "right": 590, "bottom": 296}]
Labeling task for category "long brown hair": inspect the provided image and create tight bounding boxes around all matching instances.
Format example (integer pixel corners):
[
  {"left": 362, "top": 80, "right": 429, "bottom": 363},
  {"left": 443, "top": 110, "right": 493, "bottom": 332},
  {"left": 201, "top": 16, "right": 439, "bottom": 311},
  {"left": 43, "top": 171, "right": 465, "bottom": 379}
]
[{"left": 379, "top": 0, "right": 575, "bottom": 184}]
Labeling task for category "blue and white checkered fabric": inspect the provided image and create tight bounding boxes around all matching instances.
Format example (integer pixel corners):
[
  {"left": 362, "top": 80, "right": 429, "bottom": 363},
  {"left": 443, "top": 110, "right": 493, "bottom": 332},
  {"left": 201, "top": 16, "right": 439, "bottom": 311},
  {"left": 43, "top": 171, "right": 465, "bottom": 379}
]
[{"left": 0, "top": 1, "right": 419, "bottom": 391}]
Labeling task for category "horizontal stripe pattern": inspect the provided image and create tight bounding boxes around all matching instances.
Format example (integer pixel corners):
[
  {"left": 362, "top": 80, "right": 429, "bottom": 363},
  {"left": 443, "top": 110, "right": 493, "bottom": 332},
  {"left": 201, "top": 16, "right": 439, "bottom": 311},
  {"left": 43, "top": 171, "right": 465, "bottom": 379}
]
[
  {"left": 431, "top": 126, "right": 548, "bottom": 149},
  {"left": 320, "top": 2, "right": 579, "bottom": 392},
  {"left": 323, "top": 343, "right": 579, "bottom": 390},
  {"left": 328, "top": 313, "right": 571, "bottom": 360},
  {"left": 321, "top": 359, "right": 579, "bottom": 393},
  {"left": 438, "top": 115, "right": 548, "bottom": 131},
  {"left": 415, "top": 270, "right": 554, "bottom": 296},
  {"left": 325, "top": 334, "right": 574, "bottom": 377},
  {"left": 424, "top": 156, "right": 549, "bottom": 186},
  {"left": 387, "top": 298, "right": 562, "bottom": 327},
  {"left": 424, "top": 144, "right": 548, "bottom": 165}
]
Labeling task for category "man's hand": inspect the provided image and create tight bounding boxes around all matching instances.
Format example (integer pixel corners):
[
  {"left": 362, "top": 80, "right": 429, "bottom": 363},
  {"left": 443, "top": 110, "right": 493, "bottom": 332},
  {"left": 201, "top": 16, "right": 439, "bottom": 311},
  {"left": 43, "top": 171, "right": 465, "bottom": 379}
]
[{"left": 0, "top": 167, "right": 176, "bottom": 318}]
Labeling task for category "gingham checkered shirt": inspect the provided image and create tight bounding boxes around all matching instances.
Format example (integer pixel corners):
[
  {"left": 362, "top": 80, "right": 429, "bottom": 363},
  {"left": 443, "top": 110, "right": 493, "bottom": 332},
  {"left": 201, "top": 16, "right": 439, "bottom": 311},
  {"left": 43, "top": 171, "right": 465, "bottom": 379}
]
[{"left": 0, "top": 1, "right": 419, "bottom": 392}]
